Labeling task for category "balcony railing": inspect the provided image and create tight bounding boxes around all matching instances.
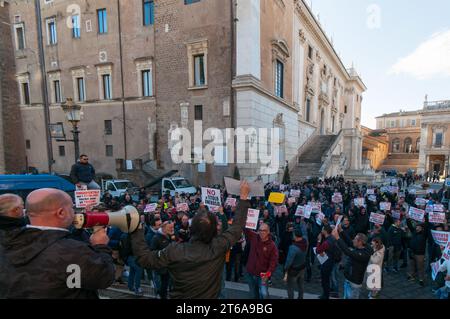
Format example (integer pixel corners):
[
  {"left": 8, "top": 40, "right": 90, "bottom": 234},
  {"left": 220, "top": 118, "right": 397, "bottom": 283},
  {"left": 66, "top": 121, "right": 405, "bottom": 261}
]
[{"left": 424, "top": 100, "right": 450, "bottom": 110}]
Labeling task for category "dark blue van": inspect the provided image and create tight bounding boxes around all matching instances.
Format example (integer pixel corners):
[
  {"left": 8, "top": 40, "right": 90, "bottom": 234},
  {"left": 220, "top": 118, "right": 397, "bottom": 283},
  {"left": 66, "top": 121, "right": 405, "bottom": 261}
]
[{"left": 0, "top": 175, "right": 75, "bottom": 200}]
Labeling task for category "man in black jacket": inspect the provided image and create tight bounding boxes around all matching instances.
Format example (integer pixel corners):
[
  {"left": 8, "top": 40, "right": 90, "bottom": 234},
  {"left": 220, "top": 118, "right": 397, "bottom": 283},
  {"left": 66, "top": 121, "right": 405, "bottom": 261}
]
[
  {"left": 131, "top": 181, "right": 250, "bottom": 299},
  {"left": 406, "top": 218, "right": 427, "bottom": 286},
  {"left": 70, "top": 154, "right": 100, "bottom": 189},
  {"left": 332, "top": 225, "right": 373, "bottom": 299},
  {"left": 0, "top": 188, "right": 115, "bottom": 298}
]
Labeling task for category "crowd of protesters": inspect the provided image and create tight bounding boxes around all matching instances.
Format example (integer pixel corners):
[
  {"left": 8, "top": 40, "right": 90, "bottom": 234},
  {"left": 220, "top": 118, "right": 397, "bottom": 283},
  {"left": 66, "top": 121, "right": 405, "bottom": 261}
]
[{"left": 95, "top": 174, "right": 450, "bottom": 299}]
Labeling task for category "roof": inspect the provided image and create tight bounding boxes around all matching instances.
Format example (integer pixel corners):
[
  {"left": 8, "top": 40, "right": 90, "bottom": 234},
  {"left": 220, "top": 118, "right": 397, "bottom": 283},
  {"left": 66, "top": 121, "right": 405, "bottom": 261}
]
[
  {"left": 0, "top": 174, "right": 75, "bottom": 191},
  {"left": 376, "top": 110, "right": 421, "bottom": 118}
]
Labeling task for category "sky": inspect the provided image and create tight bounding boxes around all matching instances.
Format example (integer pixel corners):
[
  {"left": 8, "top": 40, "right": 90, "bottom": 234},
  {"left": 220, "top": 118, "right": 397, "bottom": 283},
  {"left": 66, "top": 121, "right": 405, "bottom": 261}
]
[{"left": 308, "top": 0, "right": 450, "bottom": 128}]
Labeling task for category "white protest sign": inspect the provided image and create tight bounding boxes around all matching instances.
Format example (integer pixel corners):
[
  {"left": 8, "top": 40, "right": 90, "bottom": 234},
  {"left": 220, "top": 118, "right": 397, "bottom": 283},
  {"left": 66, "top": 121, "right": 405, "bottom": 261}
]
[
  {"left": 380, "top": 202, "right": 391, "bottom": 211},
  {"left": 369, "top": 195, "right": 377, "bottom": 202},
  {"left": 75, "top": 190, "right": 101, "bottom": 209},
  {"left": 409, "top": 207, "right": 425, "bottom": 223},
  {"left": 335, "top": 215, "right": 343, "bottom": 228},
  {"left": 308, "top": 202, "right": 322, "bottom": 213},
  {"left": 295, "top": 206, "right": 305, "bottom": 217},
  {"left": 245, "top": 208, "right": 260, "bottom": 230},
  {"left": 332, "top": 193, "right": 343, "bottom": 203},
  {"left": 224, "top": 177, "right": 265, "bottom": 198},
  {"left": 446, "top": 178, "right": 450, "bottom": 187},
  {"left": 290, "top": 189, "right": 301, "bottom": 198},
  {"left": 303, "top": 205, "right": 313, "bottom": 219},
  {"left": 388, "top": 186, "right": 399, "bottom": 194},
  {"left": 354, "top": 197, "right": 365, "bottom": 207},
  {"left": 201, "top": 187, "right": 222, "bottom": 210},
  {"left": 408, "top": 188, "right": 416, "bottom": 195},
  {"left": 425, "top": 205, "right": 434, "bottom": 213},
  {"left": 224, "top": 197, "right": 237, "bottom": 207},
  {"left": 369, "top": 212, "right": 386, "bottom": 225},
  {"left": 431, "top": 261, "right": 441, "bottom": 281},
  {"left": 76, "top": 184, "right": 88, "bottom": 191},
  {"left": 431, "top": 230, "right": 449, "bottom": 247},
  {"left": 366, "top": 189, "right": 375, "bottom": 195},
  {"left": 442, "top": 241, "right": 450, "bottom": 261},
  {"left": 392, "top": 211, "right": 401, "bottom": 220},
  {"left": 380, "top": 186, "right": 389, "bottom": 193},
  {"left": 316, "top": 212, "right": 325, "bottom": 226},
  {"left": 280, "top": 184, "right": 287, "bottom": 191},
  {"left": 433, "top": 204, "right": 445, "bottom": 212},
  {"left": 415, "top": 198, "right": 427, "bottom": 206},
  {"left": 176, "top": 203, "right": 189, "bottom": 212},
  {"left": 429, "top": 212, "right": 446, "bottom": 224},
  {"left": 144, "top": 203, "right": 157, "bottom": 213}
]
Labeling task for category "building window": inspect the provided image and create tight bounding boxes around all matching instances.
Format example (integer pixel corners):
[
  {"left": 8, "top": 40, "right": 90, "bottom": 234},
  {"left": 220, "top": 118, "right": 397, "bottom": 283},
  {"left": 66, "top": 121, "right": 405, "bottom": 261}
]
[
  {"left": 275, "top": 60, "right": 284, "bottom": 98},
  {"left": 194, "top": 54, "right": 206, "bottom": 87},
  {"left": 404, "top": 138, "right": 412, "bottom": 153},
  {"left": 305, "top": 98, "right": 311, "bottom": 122},
  {"left": 435, "top": 132, "right": 443, "bottom": 148},
  {"left": 389, "top": 120, "right": 395, "bottom": 128},
  {"left": 25, "top": 140, "right": 31, "bottom": 149},
  {"left": 22, "top": 82, "right": 30, "bottom": 105},
  {"left": 59, "top": 145, "right": 65, "bottom": 157},
  {"left": 72, "top": 15, "right": 81, "bottom": 38},
  {"left": 14, "top": 24, "right": 26, "bottom": 50},
  {"left": 53, "top": 80, "right": 61, "bottom": 103},
  {"left": 102, "top": 74, "right": 112, "bottom": 100},
  {"left": 104, "top": 120, "right": 112, "bottom": 135},
  {"left": 416, "top": 138, "right": 420, "bottom": 152},
  {"left": 185, "top": 0, "right": 201, "bottom": 4},
  {"left": 141, "top": 70, "right": 152, "bottom": 97},
  {"left": 411, "top": 119, "right": 416, "bottom": 126},
  {"left": 143, "top": 0, "right": 154, "bottom": 25},
  {"left": 195, "top": 105, "right": 203, "bottom": 121},
  {"left": 46, "top": 18, "right": 57, "bottom": 45},
  {"left": 332, "top": 115, "right": 335, "bottom": 133},
  {"left": 97, "top": 9, "right": 108, "bottom": 34},
  {"left": 106, "top": 145, "right": 113, "bottom": 157},
  {"left": 308, "top": 45, "right": 313, "bottom": 59},
  {"left": 77, "top": 77, "right": 85, "bottom": 102},
  {"left": 392, "top": 138, "right": 400, "bottom": 153},
  {"left": 344, "top": 105, "right": 347, "bottom": 114}
]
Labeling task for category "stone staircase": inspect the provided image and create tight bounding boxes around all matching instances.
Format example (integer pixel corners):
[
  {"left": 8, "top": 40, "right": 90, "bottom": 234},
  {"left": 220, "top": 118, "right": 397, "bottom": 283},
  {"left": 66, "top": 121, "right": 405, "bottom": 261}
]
[
  {"left": 378, "top": 153, "right": 419, "bottom": 173},
  {"left": 291, "top": 135, "right": 339, "bottom": 182}
]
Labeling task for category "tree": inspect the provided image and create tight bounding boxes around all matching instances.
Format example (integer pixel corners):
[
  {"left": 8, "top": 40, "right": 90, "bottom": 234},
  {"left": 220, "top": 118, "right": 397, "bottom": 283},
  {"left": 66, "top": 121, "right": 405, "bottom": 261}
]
[
  {"left": 233, "top": 166, "right": 240, "bottom": 180},
  {"left": 282, "top": 164, "right": 290, "bottom": 185}
]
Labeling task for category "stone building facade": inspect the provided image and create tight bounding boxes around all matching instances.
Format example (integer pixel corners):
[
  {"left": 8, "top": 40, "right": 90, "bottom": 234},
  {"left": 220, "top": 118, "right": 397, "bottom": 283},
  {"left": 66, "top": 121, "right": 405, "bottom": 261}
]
[
  {"left": 361, "top": 126, "right": 388, "bottom": 171},
  {"left": 0, "top": 1, "right": 27, "bottom": 174},
  {"left": 4, "top": 0, "right": 366, "bottom": 185}
]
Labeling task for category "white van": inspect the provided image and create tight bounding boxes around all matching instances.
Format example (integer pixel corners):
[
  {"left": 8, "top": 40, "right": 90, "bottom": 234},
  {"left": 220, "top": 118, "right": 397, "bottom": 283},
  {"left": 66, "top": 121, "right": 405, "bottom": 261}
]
[
  {"left": 102, "top": 179, "right": 139, "bottom": 200},
  {"left": 162, "top": 177, "right": 197, "bottom": 196}
]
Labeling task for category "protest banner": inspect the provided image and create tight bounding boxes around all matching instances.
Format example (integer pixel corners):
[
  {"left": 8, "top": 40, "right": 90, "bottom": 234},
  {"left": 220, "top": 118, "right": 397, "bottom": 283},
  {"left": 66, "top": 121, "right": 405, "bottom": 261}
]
[
  {"left": 288, "top": 197, "right": 296, "bottom": 204},
  {"left": 316, "top": 212, "right": 325, "bottom": 226},
  {"left": 388, "top": 186, "right": 399, "bottom": 194},
  {"left": 308, "top": 202, "right": 322, "bottom": 213},
  {"left": 290, "top": 189, "right": 301, "bottom": 198},
  {"left": 332, "top": 193, "right": 343, "bottom": 203},
  {"left": 425, "top": 205, "right": 434, "bottom": 213},
  {"left": 369, "top": 212, "right": 386, "bottom": 225},
  {"left": 245, "top": 208, "right": 260, "bottom": 230},
  {"left": 392, "top": 211, "right": 401, "bottom": 220},
  {"left": 380, "top": 202, "right": 391, "bottom": 211},
  {"left": 409, "top": 207, "right": 425, "bottom": 223},
  {"left": 224, "top": 197, "right": 237, "bottom": 207},
  {"left": 431, "top": 230, "right": 449, "bottom": 247},
  {"left": 433, "top": 204, "right": 445, "bottom": 212},
  {"left": 75, "top": 190, "right": 101, "bottom": 209},
  {"left": 431, "top": 261, "right": 441, "bottom": 281},
  {"left": 303, "top": 205, "right": 313, "bottom": 219},
  {"left": 144, "top": 203, "right": 157, "bottom": 213},
  {"left": 201, "top": 187, "right": 221, "bottom": 210},
  {"left": 415, "top": 198, "right": 427, "bottom": 206},
  {"left": 429, "top": 212, "right": 446, "bottom": 224},
  {"left": 295, "top": 206, "right": 304, "bottom": 217},
  {"left": 442, "top": 241, "right": 450, "bottom": 261},
  {"left": 366, "top": 189, "right": 375, "bottom": 195},
  {"left": 176, "top": 203, "right": 189, "bottom": 212},
  {"left": 369, "top": 195, "right": 377, "bottom": 202}
]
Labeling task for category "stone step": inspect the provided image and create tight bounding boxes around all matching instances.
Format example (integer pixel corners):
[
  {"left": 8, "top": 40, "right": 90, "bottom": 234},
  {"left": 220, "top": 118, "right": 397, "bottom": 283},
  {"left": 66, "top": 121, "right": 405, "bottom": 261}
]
[{"left": 386, "top": 153, "right": 420, "bottom": 160}]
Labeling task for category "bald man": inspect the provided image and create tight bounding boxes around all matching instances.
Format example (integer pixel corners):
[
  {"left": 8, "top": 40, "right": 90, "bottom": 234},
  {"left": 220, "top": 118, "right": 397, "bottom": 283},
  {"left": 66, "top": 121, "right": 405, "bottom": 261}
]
[
  {"left": 0, "top": 188, "right": 115, "bottom": 299},
  {"left": 0, "top": 194, "right": 26, "bottom": 233}
]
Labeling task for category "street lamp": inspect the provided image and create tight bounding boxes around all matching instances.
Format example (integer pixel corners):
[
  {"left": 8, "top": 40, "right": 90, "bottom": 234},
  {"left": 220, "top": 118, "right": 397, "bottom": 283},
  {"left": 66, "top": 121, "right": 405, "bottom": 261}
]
[{"left": 61, "top": 98, "right": 82, "bottom": 163}]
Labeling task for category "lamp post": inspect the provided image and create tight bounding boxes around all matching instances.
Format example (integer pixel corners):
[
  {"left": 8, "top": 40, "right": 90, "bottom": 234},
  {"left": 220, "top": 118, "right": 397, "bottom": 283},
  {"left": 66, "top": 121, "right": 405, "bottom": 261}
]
[{"left": 61, "top": 98, "right": 82, "bottom": 163}]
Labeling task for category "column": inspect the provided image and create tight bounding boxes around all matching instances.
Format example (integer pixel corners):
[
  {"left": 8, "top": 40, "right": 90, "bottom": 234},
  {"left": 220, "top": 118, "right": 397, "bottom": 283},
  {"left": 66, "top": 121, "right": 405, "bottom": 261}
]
[{"left": 417, "top": 124, "right": 428, "bottom": 175}]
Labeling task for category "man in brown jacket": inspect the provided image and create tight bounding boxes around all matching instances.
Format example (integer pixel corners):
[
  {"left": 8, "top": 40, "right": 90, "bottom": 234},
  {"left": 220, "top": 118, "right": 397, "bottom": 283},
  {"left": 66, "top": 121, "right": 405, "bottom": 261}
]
[{"left": 131, "top": 181, "right": 251, "bottom": 299}]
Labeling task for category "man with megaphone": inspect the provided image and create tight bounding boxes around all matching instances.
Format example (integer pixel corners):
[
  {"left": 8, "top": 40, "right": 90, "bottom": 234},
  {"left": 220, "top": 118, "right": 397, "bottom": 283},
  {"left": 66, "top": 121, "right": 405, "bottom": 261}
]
[
  {"left": 130, "top": 180, "right": 251, "bottom": 299},
  {"left": 0, "top": 188, "right": 116, "bottom": 299}
]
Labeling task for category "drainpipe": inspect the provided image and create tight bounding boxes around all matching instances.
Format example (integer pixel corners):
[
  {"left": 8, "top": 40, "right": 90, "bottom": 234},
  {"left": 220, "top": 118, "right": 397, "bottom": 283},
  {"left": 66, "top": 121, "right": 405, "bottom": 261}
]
[
  {"left": 34, "top": 0, "right": 53, "bottom": 173},
  {"left": 117, "top": 0, "right": 127, "bottom": 160}
]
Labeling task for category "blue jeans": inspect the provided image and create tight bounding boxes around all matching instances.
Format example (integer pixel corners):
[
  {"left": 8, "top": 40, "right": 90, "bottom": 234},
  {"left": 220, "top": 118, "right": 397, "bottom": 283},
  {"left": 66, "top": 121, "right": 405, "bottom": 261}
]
[
  {"left": 127, "top": 256, "right": 143, "bottom": 291},
  {"left": 343, "top": 279, "right": 362, "bottom": 299},
  {"left": 330, "top": 263, "right": 339, "bottom": 294},
  {"left": 246, "top": 273, "right": 269, "bottom": 299}
]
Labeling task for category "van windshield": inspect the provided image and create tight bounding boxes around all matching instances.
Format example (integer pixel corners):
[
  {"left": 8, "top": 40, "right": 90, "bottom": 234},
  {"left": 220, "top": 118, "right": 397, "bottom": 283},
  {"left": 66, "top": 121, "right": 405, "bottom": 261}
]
[
  {"left": 172, "top": 179, "right": 192, "bottom": 188},
  {"left": 114, "top": 182, "right": 136, "bottom": 190}
]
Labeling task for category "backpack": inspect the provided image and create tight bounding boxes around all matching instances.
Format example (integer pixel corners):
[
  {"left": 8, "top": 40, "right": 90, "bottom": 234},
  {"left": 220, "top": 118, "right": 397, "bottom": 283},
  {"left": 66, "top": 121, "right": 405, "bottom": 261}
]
[{"left": 118, "top": 234, "right": 133, "bottom": 262}]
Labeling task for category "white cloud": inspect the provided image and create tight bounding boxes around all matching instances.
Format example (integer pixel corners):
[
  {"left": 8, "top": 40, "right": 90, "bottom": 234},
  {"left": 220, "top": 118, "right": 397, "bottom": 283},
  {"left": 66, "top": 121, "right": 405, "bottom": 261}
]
[{"left": 388, "top": 29, "right": 450, "bottom": 80}]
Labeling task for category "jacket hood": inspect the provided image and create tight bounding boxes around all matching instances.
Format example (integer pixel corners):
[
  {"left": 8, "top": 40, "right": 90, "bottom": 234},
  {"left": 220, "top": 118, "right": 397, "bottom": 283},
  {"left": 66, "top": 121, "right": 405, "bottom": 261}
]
[
  {"left": 294, "top": 239, "right": 307, "bottom": 252},
  {"left": 0, "top": 215, "right": 27, "bottom": 231},
  {"left": 2, "top": 228, "right": 70, "bottom": 266}
]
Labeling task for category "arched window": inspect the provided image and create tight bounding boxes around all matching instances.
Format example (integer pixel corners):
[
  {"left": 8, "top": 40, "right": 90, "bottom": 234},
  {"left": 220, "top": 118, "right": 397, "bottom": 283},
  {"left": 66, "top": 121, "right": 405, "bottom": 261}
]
[
  {"left": 416, "top": 138, "right": 420, "bottom": 153},
  {"left": 404, "top": 137, "right": 412, "bottom": 153},
  {"left": 392, "top": 138, "right": 400, "bottom": 153}
]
